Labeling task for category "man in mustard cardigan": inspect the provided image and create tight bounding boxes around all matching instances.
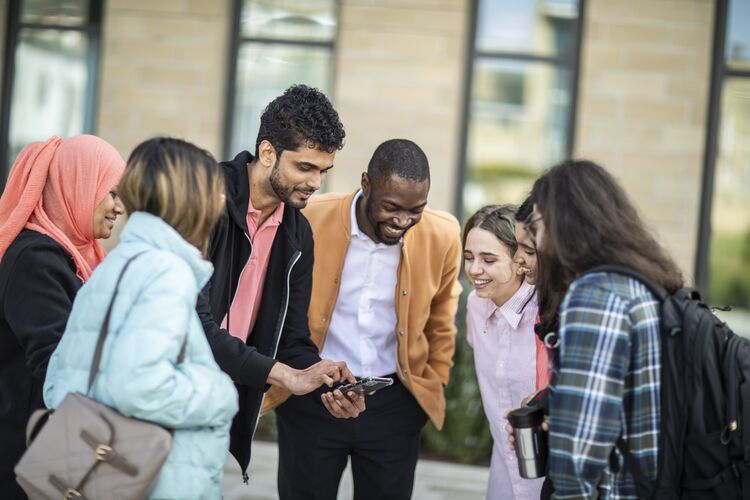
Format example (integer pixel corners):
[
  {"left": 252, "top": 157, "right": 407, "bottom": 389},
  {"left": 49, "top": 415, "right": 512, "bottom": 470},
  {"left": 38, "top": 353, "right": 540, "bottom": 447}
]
[{"left": 262, "top": 139, "right": 462, "bottom": 499}]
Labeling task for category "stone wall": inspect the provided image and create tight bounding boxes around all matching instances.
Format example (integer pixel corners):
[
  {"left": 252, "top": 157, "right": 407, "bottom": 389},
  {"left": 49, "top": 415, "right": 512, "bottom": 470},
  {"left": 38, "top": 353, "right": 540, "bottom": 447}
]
[
  {"left": 96, "top": 0, "right": 230, "bottom": 158},
  {"left": 575, "top": 0, "right": 715, "bottom": 279},
  {"left": 328, "top": 0, "right": 469, "bottom": 212}
]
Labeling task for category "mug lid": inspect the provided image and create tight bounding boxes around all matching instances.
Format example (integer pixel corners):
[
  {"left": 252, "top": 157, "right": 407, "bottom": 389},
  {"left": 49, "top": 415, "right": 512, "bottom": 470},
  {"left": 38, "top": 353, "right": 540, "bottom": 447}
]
[{"left": 507, "top": 405, "right": 544, "bottom": 427}]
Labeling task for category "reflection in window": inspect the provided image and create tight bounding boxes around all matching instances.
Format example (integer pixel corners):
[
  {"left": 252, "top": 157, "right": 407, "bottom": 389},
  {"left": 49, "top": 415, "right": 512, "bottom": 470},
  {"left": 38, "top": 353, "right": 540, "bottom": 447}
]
[
  {"left": 709, "top": 79, "right": 750, "bottom": 336},
  {"left": 725, "top": 0, "right": 750, "bottom": 70},
  {"left": 2, "top": 0, "right": 100, "bottom": 181},
  {"left": 228, "top": 0, "right": 337, "bottom": 157},
  {"left": 21, "top": 0, "right": 89, "bottom": 26},
  {"left": 475, "top": 0, "right": 578, "bottom": 57},
  {"left": 462, "top": 0, "right": 581, "bottom": 216}
]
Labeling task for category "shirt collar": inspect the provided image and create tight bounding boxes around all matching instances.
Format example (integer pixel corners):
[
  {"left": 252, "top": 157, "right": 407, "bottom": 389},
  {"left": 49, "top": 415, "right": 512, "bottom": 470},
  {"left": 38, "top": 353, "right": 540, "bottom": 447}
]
[
  {"left": 349, "top": 190, "right": 367, "bottom": 241},
  {"left": 248, "top": 194, "right": 284, "bottom": 227},
  {"left": 483, "top": 281, "right": 536, "bottom": 330}
]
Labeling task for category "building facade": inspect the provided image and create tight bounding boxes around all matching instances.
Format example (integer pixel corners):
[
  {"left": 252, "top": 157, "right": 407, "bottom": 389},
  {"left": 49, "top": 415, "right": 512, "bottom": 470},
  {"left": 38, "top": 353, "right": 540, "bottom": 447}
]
[{"left": 1, "top": 0, "right": 748, "bottom": 333}]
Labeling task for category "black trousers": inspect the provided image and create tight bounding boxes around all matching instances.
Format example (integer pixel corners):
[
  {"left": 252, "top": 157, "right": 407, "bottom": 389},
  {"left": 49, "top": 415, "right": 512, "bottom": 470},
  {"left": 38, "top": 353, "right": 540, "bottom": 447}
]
[{"left": 276, "top": 377, "right": 427, "bottom": 500}]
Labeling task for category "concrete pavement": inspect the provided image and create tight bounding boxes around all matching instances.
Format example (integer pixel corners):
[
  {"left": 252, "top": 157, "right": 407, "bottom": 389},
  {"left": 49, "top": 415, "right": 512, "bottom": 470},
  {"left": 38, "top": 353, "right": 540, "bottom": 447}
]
[{"left": 222, "top": 441, "right": 489, "bottom": 499}]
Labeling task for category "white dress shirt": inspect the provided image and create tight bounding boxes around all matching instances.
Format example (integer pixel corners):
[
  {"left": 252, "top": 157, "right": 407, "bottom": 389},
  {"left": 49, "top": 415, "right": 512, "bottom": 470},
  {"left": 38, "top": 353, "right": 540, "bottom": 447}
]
[{"left": 321, "top": 191, "right": 400, "bottom": 377}]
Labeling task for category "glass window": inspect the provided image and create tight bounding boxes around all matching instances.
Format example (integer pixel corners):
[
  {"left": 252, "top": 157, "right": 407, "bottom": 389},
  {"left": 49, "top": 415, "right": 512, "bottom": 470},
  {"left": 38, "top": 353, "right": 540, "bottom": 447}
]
[
  {"left": 476, "top": 0, "right": 579, "bottom": 57},
  {"left": 725, "top": 0, "right": 750, "bottom": 70},
  {"left": 708, "top": 78, "right": 750, "bottom": 337},
  {"left": 227, "top": 0, "right": 337, "bottom": 157},
  {"left": 21, "top": 0, "right": 89, "bottom": 26},
  {"left": 462, "top": 0, "right": 581, "bottom": 217},
  {"left": 8, "top": 29, "right": 89, "bottom": 166},
  {"left": 2, "top": 0, "right": 101, "bottom": 183},
  {"left": 240, "top": 0, "right": 336, "bottom": 42}
]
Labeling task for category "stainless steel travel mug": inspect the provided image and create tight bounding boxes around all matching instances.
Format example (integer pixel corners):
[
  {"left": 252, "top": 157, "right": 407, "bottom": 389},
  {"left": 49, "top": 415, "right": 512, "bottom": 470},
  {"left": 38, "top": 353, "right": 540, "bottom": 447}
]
[{"left": 507, "top": 405, "right": 548, "bottom": 479}]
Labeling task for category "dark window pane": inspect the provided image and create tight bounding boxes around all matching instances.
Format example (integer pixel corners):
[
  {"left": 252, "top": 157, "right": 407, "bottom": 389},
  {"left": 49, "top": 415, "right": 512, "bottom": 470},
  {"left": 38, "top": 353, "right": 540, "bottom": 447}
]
[
  {"left": 21, "top": 0, "right": 89, "bottom": 26},
  {"left": 709, "top": 77, "right": 750, "bottom": 337},
  {"left": 476, "top": 0, "right": 579, "bottom": 57},
  {"left": 230, "top": 43, "right": 333, "bottom": 155},
  {"left": 241, "top": 0, "right": 336, "bottom": 42},
  {"left": 7, "top": 28, "right": 89, "bottom": 168},
  {"left": 726, "top": 0, "right": 750, "bottom": 70},
  {"left": 465, "top": 59, "right": 571, "bottom": 215}
]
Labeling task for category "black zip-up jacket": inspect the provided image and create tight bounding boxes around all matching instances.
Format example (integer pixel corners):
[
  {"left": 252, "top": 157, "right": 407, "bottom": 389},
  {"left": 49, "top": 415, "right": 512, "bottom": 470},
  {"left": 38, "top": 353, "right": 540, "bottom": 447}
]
[
  {"left": 0, "top": 230, "right": 81, "bottom": 493},
  {"left": 197, "top": 151, "right": 321, "bottom": 478}
]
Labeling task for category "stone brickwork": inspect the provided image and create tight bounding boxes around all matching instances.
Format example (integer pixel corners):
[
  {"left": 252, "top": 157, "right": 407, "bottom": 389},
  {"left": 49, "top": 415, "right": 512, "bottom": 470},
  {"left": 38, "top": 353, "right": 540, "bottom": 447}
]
[
  {"left": 327, "top": 0, "right": 469, "bottom": 212},
  {"left": 96, "top": 0, "right": 230, "bottom": 159},
  {"left": 575, "top": 0, "right": 715, "bottom": 279}
]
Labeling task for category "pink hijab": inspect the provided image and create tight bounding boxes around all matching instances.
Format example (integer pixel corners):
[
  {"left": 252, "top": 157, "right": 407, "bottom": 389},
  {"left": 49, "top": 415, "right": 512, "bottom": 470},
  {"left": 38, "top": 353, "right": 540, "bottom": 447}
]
[{"left": 0, "top": 135, "right": 125, "bottom": 281}]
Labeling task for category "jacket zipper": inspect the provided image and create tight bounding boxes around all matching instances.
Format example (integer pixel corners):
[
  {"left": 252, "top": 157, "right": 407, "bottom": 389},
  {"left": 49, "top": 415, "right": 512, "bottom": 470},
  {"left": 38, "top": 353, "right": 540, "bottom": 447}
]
[{"left": 246, "top": 249, "right": 302, "bottom": 477}]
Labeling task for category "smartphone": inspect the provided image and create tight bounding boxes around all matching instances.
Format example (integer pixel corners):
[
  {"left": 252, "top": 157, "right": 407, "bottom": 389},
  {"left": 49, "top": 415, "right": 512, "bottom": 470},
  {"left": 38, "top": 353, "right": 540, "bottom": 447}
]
[{"left": 336, "top": 376, "right": 394, "bottom": 396}]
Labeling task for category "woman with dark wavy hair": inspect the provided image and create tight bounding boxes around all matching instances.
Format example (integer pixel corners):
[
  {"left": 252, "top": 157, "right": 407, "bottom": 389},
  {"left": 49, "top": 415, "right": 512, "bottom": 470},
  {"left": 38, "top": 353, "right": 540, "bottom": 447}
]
[{"left": 525, "top": 159, "right": 682, "bottom": 499}]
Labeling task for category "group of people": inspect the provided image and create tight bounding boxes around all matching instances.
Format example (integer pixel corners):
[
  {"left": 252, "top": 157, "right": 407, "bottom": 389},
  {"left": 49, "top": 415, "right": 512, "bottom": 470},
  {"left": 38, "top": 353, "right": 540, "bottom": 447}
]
[{"left": 0, "top": 84, "right": 682, "bottom": 500}]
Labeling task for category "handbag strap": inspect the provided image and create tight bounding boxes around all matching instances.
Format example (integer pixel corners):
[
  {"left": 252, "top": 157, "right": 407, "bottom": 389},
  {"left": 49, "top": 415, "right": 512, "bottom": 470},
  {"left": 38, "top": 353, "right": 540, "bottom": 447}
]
[
  {"left": 87, "top": 252, "right": 146, "bottom": 393},
  {"left": 86, "top": 251, "right": 190, "bottom": 394}
]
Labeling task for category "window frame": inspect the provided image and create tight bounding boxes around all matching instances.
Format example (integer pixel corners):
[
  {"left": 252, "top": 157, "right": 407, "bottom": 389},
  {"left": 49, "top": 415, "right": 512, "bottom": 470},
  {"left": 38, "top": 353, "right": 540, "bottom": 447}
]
[
  {"left": 222, "top": 0, "right": 340, "bottom": 160},
  {"left": 454, "top": 0, "right": 586, "bottom": 216},
  {"left": 0, "top": 0, "right": 104, "bottom": 190},
  {"left": 695, "top": 0, "right": 750, "bottom": 293}
]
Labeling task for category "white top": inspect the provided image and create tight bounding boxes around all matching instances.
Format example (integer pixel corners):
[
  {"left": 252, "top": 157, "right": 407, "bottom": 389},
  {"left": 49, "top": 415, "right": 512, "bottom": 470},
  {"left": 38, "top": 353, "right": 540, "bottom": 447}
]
[
  {"left": 321, "top": 191, "right": 401, "bottom": 377},
  {"left": 466, "top": 281, "right": 543, "bottom": 500}
]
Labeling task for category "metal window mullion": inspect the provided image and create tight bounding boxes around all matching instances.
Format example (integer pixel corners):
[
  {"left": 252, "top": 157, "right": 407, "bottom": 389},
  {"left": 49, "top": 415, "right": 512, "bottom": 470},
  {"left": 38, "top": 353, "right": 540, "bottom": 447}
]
[
  {"left": 695, "top": 0, "right": 729, "bottom": 293},
  {"left": 83, "top": 0, "right": 104, "bottom": 134},
  {"left": 566, "top": 0, "right": 586, "bottom": 157},
  {"left": 0, "top": 0, "right": 22, "bottom": 190},
  {"left": 474, "top": 49, "right": 574, "bottom": 66},
  {"left": 238, "top": 36, "right": 335, "bottom": 49},
  {"left": 222, "top": 0, "right": 243, "bottom": 159},
  {"left": 453, "top": 0, "right": 479, "bottom": 218},
  {"left": 724, "top": 68, "right": 750, "bottom": 79},
  {"left": 17, "top": 22, "right": 98, "bottom": 32}
]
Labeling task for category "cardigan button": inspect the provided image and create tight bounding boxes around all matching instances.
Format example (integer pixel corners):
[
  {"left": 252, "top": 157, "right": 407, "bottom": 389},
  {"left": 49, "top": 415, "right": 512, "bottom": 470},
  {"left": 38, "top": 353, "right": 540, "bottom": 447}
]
[
  {"left": 401, "top": 290, "right": 408, "bottom": 296},
  {"left": 398, "top": 330, "right": 405, "bottom": 336}
]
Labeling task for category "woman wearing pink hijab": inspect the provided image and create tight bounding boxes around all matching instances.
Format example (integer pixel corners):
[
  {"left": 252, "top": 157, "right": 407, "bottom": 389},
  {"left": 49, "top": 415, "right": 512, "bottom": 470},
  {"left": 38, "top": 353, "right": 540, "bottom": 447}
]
[{"left": 0, "top": 135, "right": 125, "bottom": 499}]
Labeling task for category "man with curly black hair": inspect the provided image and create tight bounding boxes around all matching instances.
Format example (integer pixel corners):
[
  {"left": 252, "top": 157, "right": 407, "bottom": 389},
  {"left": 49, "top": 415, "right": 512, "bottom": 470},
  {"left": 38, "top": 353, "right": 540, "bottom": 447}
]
[{"left": 198, "top": 85, "right": 364, "bottom": 483}]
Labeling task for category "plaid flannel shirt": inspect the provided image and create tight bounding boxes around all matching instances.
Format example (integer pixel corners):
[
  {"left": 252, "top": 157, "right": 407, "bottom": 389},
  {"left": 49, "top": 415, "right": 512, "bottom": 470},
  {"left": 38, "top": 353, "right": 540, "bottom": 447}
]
[{"left": 549, "top": 272, "right": 661, "bottom": 499}]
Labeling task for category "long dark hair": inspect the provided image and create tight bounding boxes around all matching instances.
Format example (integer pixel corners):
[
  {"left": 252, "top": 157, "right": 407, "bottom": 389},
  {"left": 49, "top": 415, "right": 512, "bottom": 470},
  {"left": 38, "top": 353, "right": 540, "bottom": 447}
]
[{"left": 530, "top": 159, "right": 683, "bottom": 320}]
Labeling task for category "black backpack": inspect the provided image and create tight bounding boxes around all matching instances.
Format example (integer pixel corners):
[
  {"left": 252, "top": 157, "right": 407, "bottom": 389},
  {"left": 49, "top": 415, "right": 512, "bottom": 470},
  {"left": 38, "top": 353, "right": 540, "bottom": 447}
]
[{"left": 587, "top": 265, "right": 750, "bottom": 499}]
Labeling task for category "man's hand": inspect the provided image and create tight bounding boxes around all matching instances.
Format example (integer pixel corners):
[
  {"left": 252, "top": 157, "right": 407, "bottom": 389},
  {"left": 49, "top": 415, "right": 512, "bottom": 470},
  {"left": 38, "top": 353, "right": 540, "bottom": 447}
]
[
  {"left": 321, "top": 389, "right": 366, "bottom": 419},
  {"left": 268, "top": 359, "right": 355, "bottom": 395}
]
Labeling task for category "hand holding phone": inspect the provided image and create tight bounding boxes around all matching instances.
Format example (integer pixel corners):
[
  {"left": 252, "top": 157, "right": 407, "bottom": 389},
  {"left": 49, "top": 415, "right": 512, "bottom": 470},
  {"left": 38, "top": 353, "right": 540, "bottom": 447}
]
[{"left": 336, "top": 376, "right": 394, "bottom": 396}]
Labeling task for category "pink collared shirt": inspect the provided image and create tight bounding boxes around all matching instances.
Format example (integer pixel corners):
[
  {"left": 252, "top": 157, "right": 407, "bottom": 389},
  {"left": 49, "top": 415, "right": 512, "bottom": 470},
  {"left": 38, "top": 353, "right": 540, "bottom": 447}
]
[
  {"left": 221, "top": 197, "right": 284, "bottom": 342},
  {"left": 467, "top": 281, "right": 543, "bottom": 500}
]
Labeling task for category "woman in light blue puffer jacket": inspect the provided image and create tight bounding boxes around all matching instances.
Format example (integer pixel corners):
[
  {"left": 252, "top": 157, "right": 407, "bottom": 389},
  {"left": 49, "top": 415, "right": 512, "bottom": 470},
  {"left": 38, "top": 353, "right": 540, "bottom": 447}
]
[{"left": 44, "top": 137, "right": 238, "bottom": 499}]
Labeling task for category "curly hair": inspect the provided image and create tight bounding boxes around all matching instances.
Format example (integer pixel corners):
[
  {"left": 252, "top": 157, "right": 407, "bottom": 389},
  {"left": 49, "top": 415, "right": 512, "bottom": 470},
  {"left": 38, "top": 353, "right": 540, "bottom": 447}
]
[{"left": 254, "top": 85, "right": 345, "bottom": 157}]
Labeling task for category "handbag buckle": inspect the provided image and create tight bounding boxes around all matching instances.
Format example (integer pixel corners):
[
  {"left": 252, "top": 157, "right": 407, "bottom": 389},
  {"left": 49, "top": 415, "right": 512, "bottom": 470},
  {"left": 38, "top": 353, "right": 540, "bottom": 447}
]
[
  {"left": 95, "top": 444, "right": 112, "bottom": 461},
  {"left": 64, "top": 489, "right": 82, "bottom": 499}
]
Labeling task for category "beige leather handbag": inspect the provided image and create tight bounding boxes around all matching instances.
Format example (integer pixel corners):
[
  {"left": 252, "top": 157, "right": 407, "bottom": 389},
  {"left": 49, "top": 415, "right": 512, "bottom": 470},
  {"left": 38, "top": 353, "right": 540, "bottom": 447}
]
[{"left": 15, "top": 253, "right": 182, "bottom": 499}]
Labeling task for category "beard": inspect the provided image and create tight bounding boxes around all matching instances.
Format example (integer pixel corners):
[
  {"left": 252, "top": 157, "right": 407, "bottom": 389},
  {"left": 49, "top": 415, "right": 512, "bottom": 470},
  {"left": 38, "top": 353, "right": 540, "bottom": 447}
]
[
  {"left": 365, "top": 195, "right": 403, "bottom": 246},
  {"left": 269, "top": 160, "right": 311, "bottom": 209}
]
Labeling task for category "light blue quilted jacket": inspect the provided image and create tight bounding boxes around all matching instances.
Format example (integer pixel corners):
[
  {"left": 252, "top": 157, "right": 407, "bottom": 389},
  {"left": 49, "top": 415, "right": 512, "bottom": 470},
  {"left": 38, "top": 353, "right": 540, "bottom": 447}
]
[{"left": 44, "top": 212, "right": 239, "bottom": 499}]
